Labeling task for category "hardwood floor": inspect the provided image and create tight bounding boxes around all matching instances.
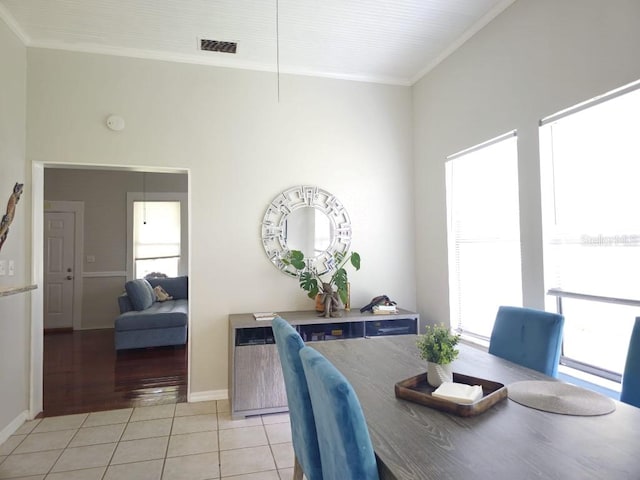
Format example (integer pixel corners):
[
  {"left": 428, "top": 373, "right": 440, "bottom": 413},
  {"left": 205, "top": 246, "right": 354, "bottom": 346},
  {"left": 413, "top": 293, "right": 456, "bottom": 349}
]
[{"left": 43, "top": 329, "right": 187, "bottom": 417}]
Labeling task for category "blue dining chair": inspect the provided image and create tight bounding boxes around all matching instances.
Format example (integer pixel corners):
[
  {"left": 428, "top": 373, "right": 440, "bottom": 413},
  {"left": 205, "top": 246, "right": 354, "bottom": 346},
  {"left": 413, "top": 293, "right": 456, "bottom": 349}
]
[
  {"left": 300, "top": 345, "right": 379, "bottom": 480},
  {"left": 621, "top": 317, "right": 640, "bottom": 408},
  {"left": 488, "top": 306, "right": 565, "bottom": 377},
  {"left": 271, "top": 317, "right": 322, "bottom": 480}
]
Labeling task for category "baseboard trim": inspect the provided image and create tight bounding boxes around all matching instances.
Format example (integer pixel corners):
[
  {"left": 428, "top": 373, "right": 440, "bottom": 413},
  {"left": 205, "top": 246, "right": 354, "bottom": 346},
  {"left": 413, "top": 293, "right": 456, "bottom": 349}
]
[
  {"left": 44, "top": 327, "right": 73, "bottom": 334},
  {"left": 0, "top": 410, "right": 29, "bottom": 446},
  {"left": 188, "top": 389, "right": 228, "bottom": 402}
]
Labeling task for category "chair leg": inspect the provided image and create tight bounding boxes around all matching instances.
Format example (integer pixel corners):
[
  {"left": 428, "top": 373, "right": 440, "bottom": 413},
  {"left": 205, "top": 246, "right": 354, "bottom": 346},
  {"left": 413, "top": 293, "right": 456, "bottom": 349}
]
[{"left": 293, "top": 455, "right": 304, "bottom": 480}]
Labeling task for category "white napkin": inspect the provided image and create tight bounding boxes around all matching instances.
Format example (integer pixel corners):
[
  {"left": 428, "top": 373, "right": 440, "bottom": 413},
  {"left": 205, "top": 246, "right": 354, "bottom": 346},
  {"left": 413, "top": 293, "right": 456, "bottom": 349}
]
[{"left": 432, "top": 382, "right": 483, "bottom": 404}]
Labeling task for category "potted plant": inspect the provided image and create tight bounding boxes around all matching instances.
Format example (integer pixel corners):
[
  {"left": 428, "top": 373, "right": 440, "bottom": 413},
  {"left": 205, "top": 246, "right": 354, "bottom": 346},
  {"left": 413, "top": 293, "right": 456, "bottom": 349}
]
[
  {"left": 282, "top": 249, "right": 361, "bottom": 317},
  {"left": 416, "top": 323, "right": 460, "bottom": 387}
]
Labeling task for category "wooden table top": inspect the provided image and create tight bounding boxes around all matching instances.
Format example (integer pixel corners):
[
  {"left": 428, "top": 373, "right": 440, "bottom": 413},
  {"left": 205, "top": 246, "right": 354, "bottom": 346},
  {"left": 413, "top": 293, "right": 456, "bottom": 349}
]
[{"left": 312, "top": 335, "right": 640, "bottom": 480}]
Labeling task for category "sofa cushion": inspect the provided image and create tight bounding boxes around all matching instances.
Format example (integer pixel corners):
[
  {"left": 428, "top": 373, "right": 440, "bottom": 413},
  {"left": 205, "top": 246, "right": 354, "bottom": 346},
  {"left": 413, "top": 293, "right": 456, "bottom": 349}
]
[
  {"left": 117, "top": 294, "right": 134, "bottom": 314},
  {"left": 148, "top": 276, "right": 188, "bottom": 300},
  {"left": 124, "top": 279, "right": 156, "bottom": 311},
  {"left": 115, "top": 324, "right": 187, "bottom": 350},
  {"left": 115, "top": 299, "right": 188, "bottom": 331}
]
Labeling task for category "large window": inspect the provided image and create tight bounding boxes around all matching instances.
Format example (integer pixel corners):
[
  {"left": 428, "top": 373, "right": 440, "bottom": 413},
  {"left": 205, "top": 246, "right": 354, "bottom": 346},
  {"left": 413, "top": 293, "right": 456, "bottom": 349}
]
[
  {"left": 540, "top": 79, "right": 640, "bottom": 380},
  {"left": 446, "top": 132, "right": 522, "bottom": 339},
  {"left": 127, "top": 192, "right": 188, "bottom": 280},
  {"left": 133, "top": 201, "right": 181, "bottom": 279}
]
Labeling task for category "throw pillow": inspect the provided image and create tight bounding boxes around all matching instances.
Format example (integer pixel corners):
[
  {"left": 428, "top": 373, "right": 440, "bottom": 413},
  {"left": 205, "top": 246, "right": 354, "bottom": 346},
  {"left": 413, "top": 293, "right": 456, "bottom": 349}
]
[
  {"left": 147, "top": 276, "right": 188, "bottom": 300},
  {"left": 154, "top": 285, "right": 173, "bottom": 302},
  {"left": 124, "top": 279, "right": 155, "bottom": 311}
]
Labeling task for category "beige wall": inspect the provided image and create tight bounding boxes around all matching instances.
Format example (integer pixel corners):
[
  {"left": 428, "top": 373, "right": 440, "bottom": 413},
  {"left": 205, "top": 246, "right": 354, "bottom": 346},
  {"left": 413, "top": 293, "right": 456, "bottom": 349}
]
[
  {"left": 0, "top": 18, "right": 30, "bottom": 437},
  {"left": 413, "top": 0, "right": 640, "bottom": 326},
  {"left": 44, "top": 169, "right": 188, "bottom": 329},
  {"left": 27, "top": 50, "right": 416, "bottom": 397}
]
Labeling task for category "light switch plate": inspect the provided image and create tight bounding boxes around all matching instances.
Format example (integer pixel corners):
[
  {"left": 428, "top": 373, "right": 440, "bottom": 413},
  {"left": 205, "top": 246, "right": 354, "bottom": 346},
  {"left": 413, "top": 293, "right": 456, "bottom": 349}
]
[
  {"left": 0, "top": 260, "right": 5, "bottom": 276},
  {"left": 8, "top": 260, "right": 14, "bottom": 276}
]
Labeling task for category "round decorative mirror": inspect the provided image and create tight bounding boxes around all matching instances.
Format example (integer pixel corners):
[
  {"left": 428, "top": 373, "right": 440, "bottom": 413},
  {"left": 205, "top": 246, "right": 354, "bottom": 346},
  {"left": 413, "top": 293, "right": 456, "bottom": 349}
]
[{"left": 261, "top": 185, "right": 352, "bottom": 276}]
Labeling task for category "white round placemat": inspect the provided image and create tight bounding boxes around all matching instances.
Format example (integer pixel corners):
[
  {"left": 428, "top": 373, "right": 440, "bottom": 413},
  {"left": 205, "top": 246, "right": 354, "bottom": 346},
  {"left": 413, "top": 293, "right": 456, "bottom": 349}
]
[{"left": 508, "top": 381, "right": 616, "bottom": 416}]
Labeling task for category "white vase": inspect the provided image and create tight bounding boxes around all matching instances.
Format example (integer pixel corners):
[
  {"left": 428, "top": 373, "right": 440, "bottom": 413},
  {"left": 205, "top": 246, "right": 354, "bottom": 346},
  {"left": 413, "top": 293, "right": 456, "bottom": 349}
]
[{"left": 427, "top": 362, "right": 453, "bottom": 387}]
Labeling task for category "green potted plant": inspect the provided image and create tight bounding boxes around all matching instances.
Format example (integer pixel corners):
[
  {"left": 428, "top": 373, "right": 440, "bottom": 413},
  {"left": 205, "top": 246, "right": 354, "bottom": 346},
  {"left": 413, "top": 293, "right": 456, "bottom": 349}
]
[
  {"left": 416, "top": 323, "right": 460, "bottom": 387},
  {"left": 282, "top": 249, "right": 361, "bottom": 317}
]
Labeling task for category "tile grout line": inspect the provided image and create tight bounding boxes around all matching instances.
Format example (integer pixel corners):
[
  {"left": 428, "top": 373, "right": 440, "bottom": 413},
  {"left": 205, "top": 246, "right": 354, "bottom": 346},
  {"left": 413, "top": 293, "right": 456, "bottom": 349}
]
[
  {"left": 36, "top": 414, "right": 88, "bottom": 479},
  {"left": 0, "top": 402, "right": 291, "bottom": 480},
  {"left": 100, "top": 409, "right": 132, "bottom": 480},
  {"left": 216, "top": 408, "right": 222, "bottom": 479},
  {"left": 159, "top": 404, "right": 177, "bottom": 480}
]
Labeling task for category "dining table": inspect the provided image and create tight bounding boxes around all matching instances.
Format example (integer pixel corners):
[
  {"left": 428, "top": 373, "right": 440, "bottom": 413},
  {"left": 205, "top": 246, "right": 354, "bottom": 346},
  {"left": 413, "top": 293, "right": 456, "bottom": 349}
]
[{"left": 312, "top": 335, "right": 640, "bottom": 480}]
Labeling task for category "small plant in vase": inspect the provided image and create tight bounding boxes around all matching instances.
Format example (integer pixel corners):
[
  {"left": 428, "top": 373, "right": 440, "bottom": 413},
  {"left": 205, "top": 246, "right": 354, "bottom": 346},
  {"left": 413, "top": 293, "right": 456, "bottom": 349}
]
[
  {"left": 416, "top": 324, "right": 460, "bottom": 387},
  {"left": 282, "top": 249, "right": 361, "bottom": 318}
]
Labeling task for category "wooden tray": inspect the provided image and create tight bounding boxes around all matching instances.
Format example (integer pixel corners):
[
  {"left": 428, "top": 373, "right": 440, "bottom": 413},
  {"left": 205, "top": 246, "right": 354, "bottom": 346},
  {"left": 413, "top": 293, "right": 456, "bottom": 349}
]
[{"left": 395, "top": 372, "right": 507, "bottom": 417}]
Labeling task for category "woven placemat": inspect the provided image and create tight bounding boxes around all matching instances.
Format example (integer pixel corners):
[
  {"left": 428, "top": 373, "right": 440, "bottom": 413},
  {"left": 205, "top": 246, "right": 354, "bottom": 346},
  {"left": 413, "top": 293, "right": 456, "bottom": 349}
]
[{"left": 507, "top": 380, "right": 616, "bottom": 416}]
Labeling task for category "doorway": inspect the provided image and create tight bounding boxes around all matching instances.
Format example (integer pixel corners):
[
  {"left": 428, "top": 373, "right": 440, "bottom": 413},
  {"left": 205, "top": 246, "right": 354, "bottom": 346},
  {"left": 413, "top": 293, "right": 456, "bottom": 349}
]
[{"left": 31, "top": 163, "right": 191, "bottom": 418}]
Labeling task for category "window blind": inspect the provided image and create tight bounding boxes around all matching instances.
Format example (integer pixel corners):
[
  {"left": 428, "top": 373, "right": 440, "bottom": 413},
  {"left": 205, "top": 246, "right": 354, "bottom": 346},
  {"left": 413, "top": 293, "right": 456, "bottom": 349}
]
[
  {"left": 446, "top": 133, "right": 522, "bottom": 339},
  {"left": 541, "top": 83, "right": 640, "bottom": 300},
  {"left": 133, "top": 201, "right": 181, "bottom": 260}
]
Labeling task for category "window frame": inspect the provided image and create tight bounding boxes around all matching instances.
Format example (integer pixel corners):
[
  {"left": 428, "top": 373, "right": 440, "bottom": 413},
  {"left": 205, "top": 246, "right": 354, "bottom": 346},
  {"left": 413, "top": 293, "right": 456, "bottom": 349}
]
[
  {"left": 126, "top": 191, "right": 188, "bottom": 281},
  {"left": 445, "top": 130, "right": 523, "bottom": 340},
  {"left": 539, "top": 79, "right": 640, "bottom": 381}
]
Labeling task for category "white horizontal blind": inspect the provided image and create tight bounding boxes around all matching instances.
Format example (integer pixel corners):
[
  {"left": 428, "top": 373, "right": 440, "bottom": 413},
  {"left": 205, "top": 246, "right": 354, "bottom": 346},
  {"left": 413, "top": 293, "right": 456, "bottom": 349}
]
[
  {"left": 446, "top": 133, "right": 522, "bottom": 339},
  {"left": 133, "top": 200, "right": 181, "bottom": 262},
  {"left": 541, "top": 84, "right": 640, "bottom": 300}
]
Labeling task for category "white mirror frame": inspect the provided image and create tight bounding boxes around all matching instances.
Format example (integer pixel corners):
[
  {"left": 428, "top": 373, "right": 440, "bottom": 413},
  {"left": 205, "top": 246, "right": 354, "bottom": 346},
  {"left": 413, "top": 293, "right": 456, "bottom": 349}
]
[{"left": 262, "top": 185, "right": 352, "bottom": 277}]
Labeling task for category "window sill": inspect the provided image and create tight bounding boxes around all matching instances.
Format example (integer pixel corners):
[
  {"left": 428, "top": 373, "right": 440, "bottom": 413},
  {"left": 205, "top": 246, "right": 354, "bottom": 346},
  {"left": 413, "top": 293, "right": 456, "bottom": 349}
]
[
  {"left": 461, "top": 334, "right": 621, "bottom": 399},
  {"left": 558, "top": 364, "right": 621, "bottom": 396},
  {"left": 459, "top": 334, "right": 489, "bottom": 352}
]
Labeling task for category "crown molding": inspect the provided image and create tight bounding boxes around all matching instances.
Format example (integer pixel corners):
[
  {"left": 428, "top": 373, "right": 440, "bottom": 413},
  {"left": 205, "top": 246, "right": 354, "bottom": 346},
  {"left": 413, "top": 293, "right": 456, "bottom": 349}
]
[
  {"left": 0, "top": 3, "right": 30, "bottom": 45},
  {"left": 27, "top": 40, "right": 412, "bottom": 87}
]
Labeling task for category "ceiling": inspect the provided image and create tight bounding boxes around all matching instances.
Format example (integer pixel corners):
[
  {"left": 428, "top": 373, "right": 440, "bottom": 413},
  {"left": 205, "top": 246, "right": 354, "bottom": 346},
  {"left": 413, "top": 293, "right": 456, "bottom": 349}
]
[{"left": 0, "top": 0, "right": 514, "bottom": 86}]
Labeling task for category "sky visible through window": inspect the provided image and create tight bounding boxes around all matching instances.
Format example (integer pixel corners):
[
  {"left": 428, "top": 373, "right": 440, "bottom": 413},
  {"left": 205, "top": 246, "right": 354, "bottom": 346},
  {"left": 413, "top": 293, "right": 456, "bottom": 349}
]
[
  {"left": 133, "top": 201, "right": 181, "bottom": 279},
  {"left": 541, "top": 83, "right": 640, "bottom": 377}
]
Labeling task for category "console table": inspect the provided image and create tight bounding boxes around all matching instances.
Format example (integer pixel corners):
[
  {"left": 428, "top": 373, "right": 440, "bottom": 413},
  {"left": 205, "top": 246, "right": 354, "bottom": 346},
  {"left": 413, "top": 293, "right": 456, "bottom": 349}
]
[{"left": 228, "top": 308, "right": 420, "bottom": 419}]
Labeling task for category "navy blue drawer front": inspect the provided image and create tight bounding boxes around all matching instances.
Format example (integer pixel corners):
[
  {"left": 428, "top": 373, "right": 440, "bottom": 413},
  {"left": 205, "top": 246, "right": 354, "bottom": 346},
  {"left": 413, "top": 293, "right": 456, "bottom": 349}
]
[{"left": 365, "top": 318, "right": 418, "bottom": 337}]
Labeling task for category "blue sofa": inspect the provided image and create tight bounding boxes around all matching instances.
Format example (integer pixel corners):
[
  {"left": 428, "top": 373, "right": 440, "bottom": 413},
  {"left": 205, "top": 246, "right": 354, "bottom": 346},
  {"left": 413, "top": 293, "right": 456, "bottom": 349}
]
[{"left": 115, "top": 276, "right": 188, "bottom": 350}]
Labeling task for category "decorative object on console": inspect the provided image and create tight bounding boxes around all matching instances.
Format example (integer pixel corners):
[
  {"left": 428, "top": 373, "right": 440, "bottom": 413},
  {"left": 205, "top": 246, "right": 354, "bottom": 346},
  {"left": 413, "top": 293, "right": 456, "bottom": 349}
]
[
  {"left": 253, "top": 312, "right": 278, "bottom": 321},
  {"left": 417, "top": 323, "right": 460, "bottom": 387},
  {"left": 360, "top": 294, "right": 396, "bottom": 313},
  {"left": 282, "top": 249, "right": 361, "bottom": 318},
  {"left": 345, "top": 282, "right": 351, "bottom": 311},
  {"left": 0, "top": 182, "right": 24, "bottom": 252},
  {"left": 373, "top": 304, "right": 397, "bottom": 315},
  {"left": 261, "top": 185, "right": 352, "bottom": 277}
]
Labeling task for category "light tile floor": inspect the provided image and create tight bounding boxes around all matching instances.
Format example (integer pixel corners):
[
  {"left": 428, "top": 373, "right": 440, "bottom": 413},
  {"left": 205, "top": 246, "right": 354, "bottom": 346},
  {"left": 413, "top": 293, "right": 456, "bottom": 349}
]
[{"left": 0, "top": 400, "right": 296, "bottom": 480}]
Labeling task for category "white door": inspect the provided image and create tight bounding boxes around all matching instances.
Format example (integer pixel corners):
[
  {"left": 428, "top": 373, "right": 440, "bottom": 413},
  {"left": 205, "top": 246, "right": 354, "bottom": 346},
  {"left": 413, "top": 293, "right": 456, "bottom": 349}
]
[{"left": 44, "top": 211, "right": 75, "bottom": 329}]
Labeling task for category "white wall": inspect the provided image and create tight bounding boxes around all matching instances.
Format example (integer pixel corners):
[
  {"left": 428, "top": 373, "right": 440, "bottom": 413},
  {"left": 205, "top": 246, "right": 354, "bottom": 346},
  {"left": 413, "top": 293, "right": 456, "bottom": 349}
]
[
  {"left": 0, "top": 18, "right": 30, "bottom": 438},
  {"left": 413, "top": 0, "right": 640, "bottom": 326},
  {"left": 26, "top": 49, "right": 415, "bottom": 396}
]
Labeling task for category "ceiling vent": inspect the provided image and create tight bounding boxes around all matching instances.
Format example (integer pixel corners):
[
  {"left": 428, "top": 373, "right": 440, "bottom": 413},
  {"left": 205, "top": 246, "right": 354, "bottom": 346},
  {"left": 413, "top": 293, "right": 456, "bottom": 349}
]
[{"left": 200, "top": 39, "right": 237, "bottom": 54}]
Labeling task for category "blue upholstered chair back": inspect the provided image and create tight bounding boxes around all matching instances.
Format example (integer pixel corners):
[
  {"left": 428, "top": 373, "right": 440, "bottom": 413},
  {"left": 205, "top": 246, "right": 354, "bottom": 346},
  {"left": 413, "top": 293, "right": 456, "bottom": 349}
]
[
  {"left": 300, "top": 346, "right": 379, "bottom": 480},
  {"left": 488, "top": 306, "right": 565, "bottom": 377},
  {"left": 621, "top": 317, "right": 640, "bottom": 408},
  {"left": 271, "top": 317, "right": 322, "bottom": 480}
]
